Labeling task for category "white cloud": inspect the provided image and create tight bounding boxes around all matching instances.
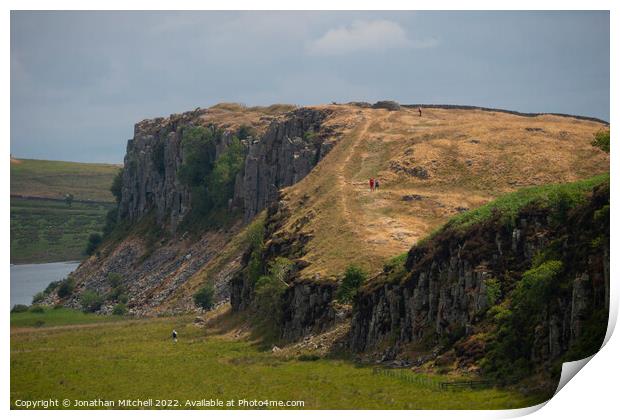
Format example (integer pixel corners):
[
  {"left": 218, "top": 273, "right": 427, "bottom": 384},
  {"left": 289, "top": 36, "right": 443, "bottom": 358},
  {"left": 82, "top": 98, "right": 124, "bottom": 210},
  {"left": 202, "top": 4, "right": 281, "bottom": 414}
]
[{"left": 307, "top": 20, "right": 438, "bottom": 56}]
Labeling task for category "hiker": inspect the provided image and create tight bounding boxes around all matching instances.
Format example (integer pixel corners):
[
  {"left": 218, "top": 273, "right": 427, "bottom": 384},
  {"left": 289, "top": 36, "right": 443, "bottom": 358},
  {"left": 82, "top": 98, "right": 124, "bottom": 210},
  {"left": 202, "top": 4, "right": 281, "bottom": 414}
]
[
  {"left": 418, "top": 107, "right": 422, "bottom": 117},
  {"left": 172, "top": 329, "right": 178, "bottom": 343},
  {"left": 369, "top": 178, "right": 375, "bottom": 192},
  {"left": 375, "top": 178, "right": 380, "bottom": 190}
]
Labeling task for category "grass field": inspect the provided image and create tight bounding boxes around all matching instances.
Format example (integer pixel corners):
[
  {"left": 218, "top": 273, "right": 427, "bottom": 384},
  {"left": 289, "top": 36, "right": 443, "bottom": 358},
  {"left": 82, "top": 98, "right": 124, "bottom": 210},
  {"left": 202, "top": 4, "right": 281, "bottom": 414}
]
[
  {"left": 10, "top": 310, "right": 545, "bottom": 410},
  {"left": 11, "top": 158, "right": 121, "bottom": 202},
  {"left": 10, "top": 197, "right": 114, "bottom": 263}
]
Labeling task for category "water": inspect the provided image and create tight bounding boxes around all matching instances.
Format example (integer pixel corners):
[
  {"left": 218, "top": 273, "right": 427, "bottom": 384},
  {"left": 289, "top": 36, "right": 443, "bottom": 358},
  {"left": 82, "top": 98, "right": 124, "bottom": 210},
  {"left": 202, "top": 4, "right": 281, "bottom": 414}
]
[{"left": 10, "top": 261, "right": 80, "bottom": 308}]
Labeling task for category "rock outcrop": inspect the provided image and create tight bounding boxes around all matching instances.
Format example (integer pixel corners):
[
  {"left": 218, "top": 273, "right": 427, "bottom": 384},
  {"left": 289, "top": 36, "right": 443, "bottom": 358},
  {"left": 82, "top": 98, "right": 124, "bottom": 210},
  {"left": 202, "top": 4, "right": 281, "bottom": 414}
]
[
  {"left": 240, "top": 108, "right": 333, "bottom": 222},
  {"left": 350, "top": 182, "right": 610, "bottom": 375}
]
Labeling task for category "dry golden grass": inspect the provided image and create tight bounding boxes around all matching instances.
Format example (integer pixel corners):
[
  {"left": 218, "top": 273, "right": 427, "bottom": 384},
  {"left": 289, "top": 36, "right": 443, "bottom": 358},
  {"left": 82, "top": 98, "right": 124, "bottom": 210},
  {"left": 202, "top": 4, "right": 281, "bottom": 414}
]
[
  {"left": 275, "top": 105, "right": 609, "bottom": 279},
  {"left": 202, "top": 103, "right": 298, "bottom": 135}
]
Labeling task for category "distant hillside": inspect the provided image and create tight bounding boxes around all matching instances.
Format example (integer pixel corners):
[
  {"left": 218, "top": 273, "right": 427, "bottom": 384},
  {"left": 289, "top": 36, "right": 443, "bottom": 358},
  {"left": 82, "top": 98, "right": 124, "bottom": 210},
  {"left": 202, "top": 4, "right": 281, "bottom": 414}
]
[
  {"left": 11, "top": 158, "right": 119, "bottom": 263},
  {"left": 10, "top": 158, "right": 121, "bottom": 202}
]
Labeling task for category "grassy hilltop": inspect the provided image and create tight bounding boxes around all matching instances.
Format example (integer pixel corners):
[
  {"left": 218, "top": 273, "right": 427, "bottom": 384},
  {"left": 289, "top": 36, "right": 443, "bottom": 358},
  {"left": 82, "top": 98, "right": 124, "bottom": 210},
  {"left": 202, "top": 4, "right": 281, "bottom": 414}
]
[{"left": 10, "top": 158, "right": 119, "bottom": 263}]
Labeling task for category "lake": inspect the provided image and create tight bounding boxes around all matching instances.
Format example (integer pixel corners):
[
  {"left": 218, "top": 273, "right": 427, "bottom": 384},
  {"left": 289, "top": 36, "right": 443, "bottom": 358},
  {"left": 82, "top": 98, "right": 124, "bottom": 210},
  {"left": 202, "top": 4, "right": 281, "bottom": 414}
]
[{"left": 10, "top": 261, "right": 80, "bottom": 308}]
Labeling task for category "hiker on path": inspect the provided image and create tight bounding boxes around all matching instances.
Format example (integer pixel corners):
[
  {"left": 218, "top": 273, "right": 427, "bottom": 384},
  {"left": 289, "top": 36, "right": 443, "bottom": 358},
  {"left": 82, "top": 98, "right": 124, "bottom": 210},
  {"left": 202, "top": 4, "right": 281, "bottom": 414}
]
[
  {"left": 418, "top": 107, "right": 422, "bottom": 117},
  {"left": 375, "top": 178, "right": 380, "bottom": 190},
  {"left": 172, "top": 329, "right": 178, "bottom": 343},
  {"left": 369, "top": 178, "right": 375, "bottom": 192}
]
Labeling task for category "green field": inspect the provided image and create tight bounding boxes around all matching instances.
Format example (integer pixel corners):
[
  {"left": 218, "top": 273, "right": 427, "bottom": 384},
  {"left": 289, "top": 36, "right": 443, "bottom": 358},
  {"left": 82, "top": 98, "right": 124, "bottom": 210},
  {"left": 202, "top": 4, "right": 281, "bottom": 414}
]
[
  {"left": 10, "top": 158, "right": 120, "bottom": 263},
  {"left": 11, "top": 158, "right": 121, "bottom": 202},
  {"left": 10, "top": 197, "right": 114, "bottom": 263},
  {"left": 10, "top": 310, "right": 545, "bottom": 410}
]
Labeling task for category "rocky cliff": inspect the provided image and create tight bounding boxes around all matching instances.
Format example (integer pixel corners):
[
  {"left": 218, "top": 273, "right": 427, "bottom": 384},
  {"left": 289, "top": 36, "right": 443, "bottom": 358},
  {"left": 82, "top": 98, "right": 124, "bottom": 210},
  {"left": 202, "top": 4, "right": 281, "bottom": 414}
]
[
  {"left": 350, "top": 177, "right": 609, "bottom": 383},
  {"left": 119, "top": 106, "right": 334, "bottom": 232}
]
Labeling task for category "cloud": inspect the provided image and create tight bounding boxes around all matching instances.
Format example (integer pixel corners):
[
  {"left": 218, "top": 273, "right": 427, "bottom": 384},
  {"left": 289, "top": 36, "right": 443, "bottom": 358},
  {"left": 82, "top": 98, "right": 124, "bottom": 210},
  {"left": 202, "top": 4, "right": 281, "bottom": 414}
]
[{"left": 307, "top": 20, "right": 438, "bottom": 56}]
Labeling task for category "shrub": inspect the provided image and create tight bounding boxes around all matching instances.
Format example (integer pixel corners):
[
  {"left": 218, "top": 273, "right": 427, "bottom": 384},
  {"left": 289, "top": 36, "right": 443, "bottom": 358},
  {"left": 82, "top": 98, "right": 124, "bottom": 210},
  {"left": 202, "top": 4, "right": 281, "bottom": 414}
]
[
  {"left": 57, "top": 277, "right": 76, "bottom": 298},
  {"left": 591, "top": 130, "right": 610, "bottom": 152},
  {"left": 107, "top": 273, "right": 122, "bottom": 288},
  {"left": 112, "top": 303, "right": 127, "bottom": 316},
  {"left": 254, "top": 275, "right": 287, "bottom": 321},
  {"left": 85, "top": 232, "right": 103, "bottom": 255},
  {"left": 32, "top": 292, "right": 46, "bottom": 305},
  {"left": 80, "top": 290, "right": 104, "bottom": 313},
  {"left": 484, "top": 278, "right": 501, "bottom": 307},
  {"left": 193, "top": 285, "right": 215, "bottom": 310},
  {"left": 44, "top": 280, "right": 61, "bottom": 295},
  {"left": 102, "top": 208, "right": 119, "bottom": 237},
  {"left": 110, "top": 168, "right": 124, "bottom": 203},
  {"left": 336, "top": 265, "right": 367, "bottom": 304},
  {"left": 29, "top": 305, "right": 45, "bottom": 313},
  {"left": 11, "top": 304, "right": 29, "bottom": 313},
  {"left": 237, "top": 125, "right": 256, "bottom": 140}
]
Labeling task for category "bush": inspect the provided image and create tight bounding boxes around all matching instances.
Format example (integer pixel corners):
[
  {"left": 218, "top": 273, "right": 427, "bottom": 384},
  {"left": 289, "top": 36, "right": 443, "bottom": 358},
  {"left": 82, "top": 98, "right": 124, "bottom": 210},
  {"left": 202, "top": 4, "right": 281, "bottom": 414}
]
[
  {"left": 57, "top": 277, "right": 76, "bottom": 298},
  {"left": 193, "top": 285, "right": 215, "bottom": 310},
  {"left": 44, "top": 280, "right": 61, "bottom": 295},
  {"left": 85, "top": 232, "right": 103, "bottom": 256},
  {"left": 110, "top": 168, "right": 124, "bottom": 203},
  {"left": 591, "top": 130, "right": 610, "bottom": 152},
  {"left": 107, "top": 273, "right": 122, "bottom": 288},
  {"left": 237, "top": 125, "right": 256, "bottom": 140},
  {"left": 112, "top": 303, "right": 127, "bottom": 315},
  {"left": 102, "top": 208, "right": 119, "bottom": 237},
  {"left": 32, "top": 292, "right": 46, "bottom": 305},
  {"left": 29, "top": 305, "right": 45, "bottom": 313},
  {"left": 11, "top": 304, "right": 29, "bottom": 313},
  {"left": 254, "top": 275, "right": 287, "bottom": 321},
  {"left": 336, "top": 265, "right": 367, "bottom": 304},
  {"left": 80, "top": 290, "right": 104, "bottom": 313},
  {"left": 484, "top": 278, "right": 501, "bottom": 307}
]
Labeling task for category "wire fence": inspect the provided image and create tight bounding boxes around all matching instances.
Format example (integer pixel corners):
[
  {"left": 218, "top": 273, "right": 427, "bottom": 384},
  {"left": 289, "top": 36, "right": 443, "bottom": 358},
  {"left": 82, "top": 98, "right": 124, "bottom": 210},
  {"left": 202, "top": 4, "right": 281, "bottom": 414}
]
[{"left": 372, "top": 367, "right": 495, "bottom": 391}]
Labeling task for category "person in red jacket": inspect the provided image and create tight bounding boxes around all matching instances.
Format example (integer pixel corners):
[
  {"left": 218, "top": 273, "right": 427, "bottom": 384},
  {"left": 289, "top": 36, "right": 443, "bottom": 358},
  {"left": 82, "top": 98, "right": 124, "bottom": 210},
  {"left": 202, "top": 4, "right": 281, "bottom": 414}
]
[{"left": 369, "top": 178, "right": 375, "bottom": 192}]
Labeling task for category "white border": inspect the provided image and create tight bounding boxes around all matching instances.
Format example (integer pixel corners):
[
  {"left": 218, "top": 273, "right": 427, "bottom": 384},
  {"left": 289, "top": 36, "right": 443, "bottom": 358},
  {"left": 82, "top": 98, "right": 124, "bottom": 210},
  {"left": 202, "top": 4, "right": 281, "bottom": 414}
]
[{"left": 3, "top": 2, "right": 616, "bottom": 420}]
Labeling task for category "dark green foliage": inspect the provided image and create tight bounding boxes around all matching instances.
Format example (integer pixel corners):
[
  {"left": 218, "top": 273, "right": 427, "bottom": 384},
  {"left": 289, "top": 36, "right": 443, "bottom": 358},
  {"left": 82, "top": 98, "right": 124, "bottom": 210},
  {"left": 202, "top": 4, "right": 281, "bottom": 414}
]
[
  {"left": 29, "top": 305, "right": 45, "bottom": 313},
  {"left": 11, "top": 304, "right": 29, "bottom": 313},
  {"left": 107, "top": 273, "right": 122, "bottom": 288},
  {"left": 178, "top": 126, "right": 219, "bottom": 186},
  {"left": 112, "top": 303, "right": 127, "bottom": 316},
  {"left": 193, "top": 286, "right": 215, "bottom": 310},
  {"left": 254, "top": 258, "right": 293, "bottom": 322},
  {"left": 297, "top": 354, "right": 320, "bottom": 361},
  {"left": 591, "top": 130, "right": 610, "bottom": 152},
  {"left": 176, "top": 126, "right": 247, "bottom": 227},
  {"left": 57, "top": 277, "right": 76, "bottom": 298},
  {"left": 482, "top": 260, "right": 564, "bottom": 381},
  {"left": 483, "top": 278, "right": 501, "bottom": 306},
  {"left": 85, "top": 232, "right": 102, "bottom": 255},
  {"left": 152, "top": 141, "right": 166, "bottom": 175},
  {"left": 246, "top": 218, "right": 266, "bottom": 285},
  {"left": 336, "top": 265, "right": 367, "bottom": 304},
  {"left": 102, "top": 207, "right": 118, "bottom": 237},
  {"left": 44, "top": 280, "right": 62, "bottom": 295},
  {"left": 80, "top": 290, "right": 104, "bottom": 313},
  {"left": 237, "top": 125, "right": 256, "bottom": 140},
  {"left": 110, "top": 168, "right": 124, "bottom": 203},
  {"left": 32, "top": 292, "right": 45, "bottom": 304}
]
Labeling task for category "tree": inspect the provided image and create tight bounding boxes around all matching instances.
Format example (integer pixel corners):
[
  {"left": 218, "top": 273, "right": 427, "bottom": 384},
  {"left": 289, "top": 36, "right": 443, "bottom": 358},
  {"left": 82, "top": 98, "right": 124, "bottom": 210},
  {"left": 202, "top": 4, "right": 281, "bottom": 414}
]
[
  {"left": 336, "top": 265, "right": 367, "bottom": 304},
  {"left": 110, "top": 168, "right": 124, "bottom": 203},
  {"left": 85, "top": 233, "right": 102, "bottom": 255},
  {"left": 193, "top": 285, "right": 215, "bottom": 310},
  {"left": 57, "top": 277, "right": 76, "bottom": 298}
]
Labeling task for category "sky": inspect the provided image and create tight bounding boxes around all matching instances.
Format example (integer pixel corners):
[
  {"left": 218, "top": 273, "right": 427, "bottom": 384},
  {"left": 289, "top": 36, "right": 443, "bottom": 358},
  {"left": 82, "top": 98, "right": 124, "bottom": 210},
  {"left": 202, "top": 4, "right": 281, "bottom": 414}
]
[{"left": 11, "top": 11, "right": 610, "bottom": 163}]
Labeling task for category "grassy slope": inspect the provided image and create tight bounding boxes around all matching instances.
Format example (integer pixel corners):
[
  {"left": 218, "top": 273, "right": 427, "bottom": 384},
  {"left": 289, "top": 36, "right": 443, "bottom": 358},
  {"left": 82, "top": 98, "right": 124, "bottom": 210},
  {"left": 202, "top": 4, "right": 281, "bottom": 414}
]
[
  {"left": 11, "top": 158, "right": 120, "bottom": 202},
  {"left": 275, "top": 106, "right": 609, "bottom": 279},
  {"left": 10, "top": 198, "right": 114, "bottom": 264},
  {"left": 10, "top": 311, "right": 543, "bottom": 410},
  {"left": 10, "top": 158, "right": 119, "bottom": 263}
]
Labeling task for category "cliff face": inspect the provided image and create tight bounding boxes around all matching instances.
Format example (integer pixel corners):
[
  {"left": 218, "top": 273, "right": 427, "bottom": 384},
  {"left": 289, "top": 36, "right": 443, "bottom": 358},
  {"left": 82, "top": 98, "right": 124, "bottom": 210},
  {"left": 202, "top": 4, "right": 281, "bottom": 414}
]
[
  {"left": 350, "top": 181, "right": 609, "bottom": 379},
  {"left": 241, "top": 108, "right": 334, "bottom": 222},
  {"left": 57, "top": 106, "right": 337, "bottom": 314},
  {"left": 118, "top": 107, "right": 334, "bottom": 231}
]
